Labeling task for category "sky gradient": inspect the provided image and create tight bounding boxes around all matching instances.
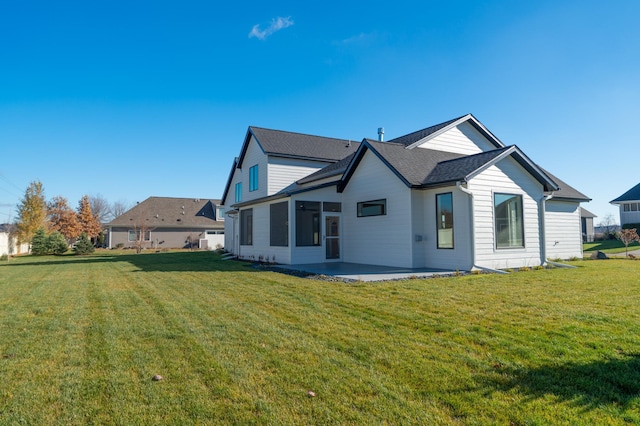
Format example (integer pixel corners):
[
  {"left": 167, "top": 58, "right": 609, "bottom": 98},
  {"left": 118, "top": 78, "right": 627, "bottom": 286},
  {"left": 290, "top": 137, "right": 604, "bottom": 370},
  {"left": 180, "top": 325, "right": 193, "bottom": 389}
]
[{"left": 1, "top": 1, "right": 638, "bottom": 224}]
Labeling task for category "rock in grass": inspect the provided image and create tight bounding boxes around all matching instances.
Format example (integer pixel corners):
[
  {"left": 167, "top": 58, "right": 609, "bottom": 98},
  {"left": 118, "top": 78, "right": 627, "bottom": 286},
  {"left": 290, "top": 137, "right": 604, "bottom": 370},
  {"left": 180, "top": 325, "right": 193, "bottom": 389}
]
[
  {"left": 307, "top": 390, "right": 316, "bottom": 397},
  {"left": 152, "top": 374, "right": 163, "bottom": 381}
]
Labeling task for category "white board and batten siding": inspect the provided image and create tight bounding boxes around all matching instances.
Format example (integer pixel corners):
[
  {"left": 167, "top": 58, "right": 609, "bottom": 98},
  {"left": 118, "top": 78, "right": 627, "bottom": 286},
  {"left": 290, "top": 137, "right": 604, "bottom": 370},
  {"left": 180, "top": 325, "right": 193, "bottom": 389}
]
[
  {"left": 545, "top": 200, "right": 582, "bottom": 260},
  {"left": 341, "top": 150, "right": 414, "bottom": 268},
  {"left": 468, "top": 157, "right": 545, "bottom": 270},
  {"left": 267, "top": 157, "right": 330, "bottom": 195},
  {"left": 415, "top": 122, "right": 499, "bottom": 155}
]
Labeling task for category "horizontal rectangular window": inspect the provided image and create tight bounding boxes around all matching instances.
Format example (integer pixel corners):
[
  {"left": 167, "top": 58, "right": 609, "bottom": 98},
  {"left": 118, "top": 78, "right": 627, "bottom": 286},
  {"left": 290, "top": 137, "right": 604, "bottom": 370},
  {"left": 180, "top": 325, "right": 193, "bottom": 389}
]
[
  {"left": 323, "top": 202, "right": 342, "bottom": 212},
  {"left": 206, "top": 230, "right": 224, "bottom": 235},
  {"left": 128, "top": 230, "right": 150, "bottom": 242},
  {"left": 357, "top": 199, "right": 386, "bottom": 217}
]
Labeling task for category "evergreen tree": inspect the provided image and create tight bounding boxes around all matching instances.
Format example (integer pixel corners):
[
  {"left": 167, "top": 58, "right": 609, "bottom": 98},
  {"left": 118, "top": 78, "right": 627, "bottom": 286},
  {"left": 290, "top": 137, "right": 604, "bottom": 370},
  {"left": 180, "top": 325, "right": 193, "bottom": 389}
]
[
  {"left": 48, "top": 196, "right": 81, "bottom": 243},
  {"left": 31, "top": 227, "right": 50, "bottom": 255},
  {"left": 48, "top": 231, "right": 69, "bottom": 255},
  {"left": 73, "top": 232, "right": 95, "bottom": 255},
  {"left": 77, "top": 195, "right": 101, "bottom": 240},
  {"left": 16, "top": 181, "right": 47, "bottom": 246}
]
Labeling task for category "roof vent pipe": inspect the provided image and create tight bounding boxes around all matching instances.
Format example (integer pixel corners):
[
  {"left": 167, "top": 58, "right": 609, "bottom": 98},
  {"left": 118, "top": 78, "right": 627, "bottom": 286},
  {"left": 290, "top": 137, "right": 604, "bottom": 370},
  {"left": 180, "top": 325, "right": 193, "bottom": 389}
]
[{"left": 377, "top": 127, "right": 384, "bottom": 142}]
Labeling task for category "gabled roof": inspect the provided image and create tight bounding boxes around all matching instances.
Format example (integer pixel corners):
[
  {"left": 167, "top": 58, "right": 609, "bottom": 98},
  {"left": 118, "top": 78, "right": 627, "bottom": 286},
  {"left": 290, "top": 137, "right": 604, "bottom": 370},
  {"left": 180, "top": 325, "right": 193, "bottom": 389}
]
[
  {"left": 108, "top": 197, "right": 222, "bottom": 228},
  {"left": 611, "top": 182, "right": 640, "bottom": 204},
  {"left": 220, "top": 157, "right": 238, "bottom": 206},
  {"left": 387, "top": 113, "right": 505, "bottom": 149},
  {"left": 339, "top": 140, "right": 559, "bottom": 192},
  {"left": 237, "top": 126, "right": 360, "bottom": 167},
  {"left": 541, "top": 169, "right": 591, "bottom": 201},
  {"left": 297, "top": 152, "right": 357, "bottom": 185},
  {"left": 580, "top": 207, "right": 596, "bottom": 218}
]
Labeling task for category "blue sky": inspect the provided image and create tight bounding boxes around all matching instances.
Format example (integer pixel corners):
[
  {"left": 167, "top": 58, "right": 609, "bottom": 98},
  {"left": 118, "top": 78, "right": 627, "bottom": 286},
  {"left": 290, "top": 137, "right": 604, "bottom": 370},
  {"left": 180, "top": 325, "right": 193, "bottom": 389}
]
[{"left": 1, "top": 1, "right": 638, "bottom": 223}]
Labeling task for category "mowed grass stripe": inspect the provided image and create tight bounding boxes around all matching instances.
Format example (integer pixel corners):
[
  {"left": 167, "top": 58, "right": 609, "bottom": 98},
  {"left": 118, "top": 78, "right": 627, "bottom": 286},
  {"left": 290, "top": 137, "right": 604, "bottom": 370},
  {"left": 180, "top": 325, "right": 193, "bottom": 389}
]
[{"left": 0, "top": 252, "right": 639, "bottom": 424}]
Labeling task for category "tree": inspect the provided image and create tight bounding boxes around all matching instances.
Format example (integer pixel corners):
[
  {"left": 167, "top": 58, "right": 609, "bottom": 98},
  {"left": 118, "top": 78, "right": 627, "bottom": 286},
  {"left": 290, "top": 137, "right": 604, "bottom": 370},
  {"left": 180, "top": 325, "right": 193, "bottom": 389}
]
[
  {"left": 90, "top": 194, "right": 111, "bottom": 224},
  {"left": 597, "top": 214, "right": 618, "bottom": 240},
  {"left": 15, "top": 180, "right": 47, "bottom": 247},
  {"left": 48, "top": 231, "right": 69, "bottom": 255},
  {"left": 73, "top": 232, "right": 95, "bottom": 255},
  {"left": 77, "top": 195, "right": 101, "bottom": 240},
  {"left": 619, "top": 228, "right": 640, "bottom": 258},
  {"left": 110, "top": 199, "right": 130, "bottom": 220},
  {"left": 30, "top": 228, "right": 50, "bottom": 255},
  {"left": 48, "top": 196, "right": 81, "bottom": 244}
]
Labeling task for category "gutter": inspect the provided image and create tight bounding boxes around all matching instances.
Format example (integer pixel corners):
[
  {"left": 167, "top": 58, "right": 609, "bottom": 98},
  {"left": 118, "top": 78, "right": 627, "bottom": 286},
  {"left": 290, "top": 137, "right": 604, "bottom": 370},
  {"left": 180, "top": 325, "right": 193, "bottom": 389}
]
[{"left": 456, "top": 182, "right": 509, "bottom": 274}]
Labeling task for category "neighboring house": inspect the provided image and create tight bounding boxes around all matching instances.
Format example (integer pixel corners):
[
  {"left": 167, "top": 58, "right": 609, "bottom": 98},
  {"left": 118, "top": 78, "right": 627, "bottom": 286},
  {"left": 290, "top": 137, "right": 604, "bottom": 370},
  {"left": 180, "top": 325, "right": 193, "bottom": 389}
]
[
  {"left": 107, "top": 197, "right": 225, "bottom": 250},
  {"left": 580, "top": 207, "right": 596, "bottom": 243},
  {"left": 610, "top": 183, "right": 640, "bottom": 227},
  {"left": 0, "top": 224, "right": 29, "bottom": 256},
  {"left": 221, "top": 114, "right": 590, "bottom": 271}
]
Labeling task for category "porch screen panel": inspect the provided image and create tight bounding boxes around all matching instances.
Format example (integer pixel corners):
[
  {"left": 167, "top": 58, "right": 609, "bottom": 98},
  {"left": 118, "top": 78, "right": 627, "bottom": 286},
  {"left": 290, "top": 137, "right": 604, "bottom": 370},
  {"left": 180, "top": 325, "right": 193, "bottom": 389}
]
[
  {"left": 494, "top": 193, "right": 524, "bottom": 249},
  {"left": 240, "top": 209, "right": 253, "bottom": 245},
  {"left": 295, "top": 201, "right": 320, "bottom": 246},
  {"left": 270, "top": 201, "right": 288, "bottom": 246}
]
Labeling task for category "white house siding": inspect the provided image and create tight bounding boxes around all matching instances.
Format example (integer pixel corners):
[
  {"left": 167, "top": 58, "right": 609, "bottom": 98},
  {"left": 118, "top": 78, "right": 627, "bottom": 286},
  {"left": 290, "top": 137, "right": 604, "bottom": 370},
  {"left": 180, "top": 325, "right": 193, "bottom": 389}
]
[
  {"left": 238, "top": 200, "right": 292, "bottom": 264},
  {"left": 468, "top": 157, "right": 545, "bottom": 270},
  {"left": 0, "top": 233, "right": 9, "bottom": 256},
  {"left": 268, "top": 157, "right": 330, "bottom": 195},
  {"left": 619, "top": 204, "right": 640, "bottom": 227},
  {"left": 289, "top": 186, "right": 343, "bottom": 264},
  {"left": 415, "top": 122, "right": 498, "bottom": 155},
  {"left": 341, "top": 151, "right": 414, "bottom": 268},
  {"left": 411, "top": 191, "right": 426, "bottom": 268},
  {"left": 241, "top": 136, "right": 269, "bottom": 202},
  {"left": 420, "top": 187, "right": 474, "bottom": 270},
  {"left": 545, "top": 200, "right": 582, "bottom": 260}
]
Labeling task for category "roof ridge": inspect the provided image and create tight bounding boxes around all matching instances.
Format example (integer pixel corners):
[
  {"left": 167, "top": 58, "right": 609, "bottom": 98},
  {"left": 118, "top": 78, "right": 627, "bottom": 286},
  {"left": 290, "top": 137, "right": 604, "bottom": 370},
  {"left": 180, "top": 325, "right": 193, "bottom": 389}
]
[{"left": 250, "top": 126, "right": 354, "bottom": 143}]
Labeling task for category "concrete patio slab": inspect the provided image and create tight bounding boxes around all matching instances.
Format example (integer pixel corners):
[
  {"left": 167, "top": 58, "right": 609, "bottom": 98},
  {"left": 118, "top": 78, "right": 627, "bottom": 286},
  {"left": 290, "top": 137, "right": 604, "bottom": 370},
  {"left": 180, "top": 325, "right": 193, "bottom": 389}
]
[{"left": 275, "top": 262, "right": 457, "bottom": 282}]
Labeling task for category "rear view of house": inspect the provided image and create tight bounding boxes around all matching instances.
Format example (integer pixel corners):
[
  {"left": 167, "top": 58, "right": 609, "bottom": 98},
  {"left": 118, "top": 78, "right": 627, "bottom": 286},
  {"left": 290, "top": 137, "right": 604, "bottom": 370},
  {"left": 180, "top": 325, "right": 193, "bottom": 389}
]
[
  {"left": 221, "top": 114, "right": 590, "bottom": 271},
  {"left": 611, "top": 183, "right": 640, "bottom": 228}
]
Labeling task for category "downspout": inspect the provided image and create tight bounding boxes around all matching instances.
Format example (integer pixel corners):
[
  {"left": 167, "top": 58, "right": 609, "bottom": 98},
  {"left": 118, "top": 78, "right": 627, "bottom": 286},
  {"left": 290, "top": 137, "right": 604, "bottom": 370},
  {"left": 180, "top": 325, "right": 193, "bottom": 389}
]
[{"left": 456, "top": 182, "right": 508, "bottom": 274}]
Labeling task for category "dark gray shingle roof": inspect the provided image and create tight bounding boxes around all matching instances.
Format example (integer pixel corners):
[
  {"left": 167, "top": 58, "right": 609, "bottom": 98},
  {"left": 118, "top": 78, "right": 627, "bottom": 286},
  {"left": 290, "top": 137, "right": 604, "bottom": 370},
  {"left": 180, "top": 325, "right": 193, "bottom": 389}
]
[
  {"left": 249, "top": 127, "right": 360, "bottom": 162},
  {"left": 386, "top": 116, "right": 466, "bottom": 146},
  {"left": 297, "top": 152, "right": 357, "bottom": 184},
  {"left": 611, "top": 182, "right": 640, "bottom": 203},
  {"left": 108, "top": 197, "right": 223, "bottom": 228},
  {"left": 540, "top": 169, "right": 590, "bottom": 201}
]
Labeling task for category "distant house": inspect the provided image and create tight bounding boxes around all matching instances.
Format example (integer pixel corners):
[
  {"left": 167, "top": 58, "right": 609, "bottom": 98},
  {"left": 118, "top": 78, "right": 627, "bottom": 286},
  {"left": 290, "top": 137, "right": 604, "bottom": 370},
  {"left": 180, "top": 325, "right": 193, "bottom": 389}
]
[
  {"left": 0, "top": 224, "right": 29, "bottom": 256},
  {"left": 580, "top": 207, "right": 596, "bottom": 242},
  {"left": 611, "top": 183, "right": 640, "bottom": 228},
  {"left": 221, "top": 114, "right": 591, "bottom": 270},
  {"left": 107, "top": 197, "right": 224, "bottom": 250}
]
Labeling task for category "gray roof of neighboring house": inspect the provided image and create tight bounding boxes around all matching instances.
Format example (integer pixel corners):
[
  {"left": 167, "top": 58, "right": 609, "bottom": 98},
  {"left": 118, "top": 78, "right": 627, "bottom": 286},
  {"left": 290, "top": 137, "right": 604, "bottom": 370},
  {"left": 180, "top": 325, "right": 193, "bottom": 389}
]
[
  {"left": 108, "top": 197, "right": 223, "bottom": 228},
  {"left": 611, "top": 182, "right": 640, "bottom": 203},
  {"left": 240, "top": 127, "right": 360, "bottom": 165},
  {"left": 580, "top": 207, "right": 596, "bottom": 218}
]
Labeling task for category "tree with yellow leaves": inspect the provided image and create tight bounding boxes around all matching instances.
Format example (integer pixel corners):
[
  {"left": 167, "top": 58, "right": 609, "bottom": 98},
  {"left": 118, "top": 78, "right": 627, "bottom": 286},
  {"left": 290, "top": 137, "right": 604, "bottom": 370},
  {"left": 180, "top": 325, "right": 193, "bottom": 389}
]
[
  {"left": 15, "top": 180, "right": 47, "bottom": 247},
  {"left": 48, "top": 196, "right": 81, "bottom": 244}
]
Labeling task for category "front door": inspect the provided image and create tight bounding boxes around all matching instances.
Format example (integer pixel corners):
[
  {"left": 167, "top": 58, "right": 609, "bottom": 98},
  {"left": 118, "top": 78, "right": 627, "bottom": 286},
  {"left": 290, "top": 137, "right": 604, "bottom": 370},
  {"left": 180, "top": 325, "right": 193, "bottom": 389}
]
[{"left": 325, "top": 215, "right": 341, "bottom": 260}]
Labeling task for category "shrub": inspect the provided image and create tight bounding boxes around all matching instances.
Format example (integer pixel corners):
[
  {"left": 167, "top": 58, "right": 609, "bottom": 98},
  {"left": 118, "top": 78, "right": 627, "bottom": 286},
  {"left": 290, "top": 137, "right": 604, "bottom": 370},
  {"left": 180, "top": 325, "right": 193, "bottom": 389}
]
[
  {"left": 0, "top": 254, "right": 8, "bottom": 261},
  {"left": 31, "top": 228, "right": 50, "bottom": 255},
  {"left": 74, "top": 233, "right": 95, "bottom": 255},
  {"left": 48, "top": 231, "right": 69, "bottom": 255},
  {"left": 622, "top": 223, "right": 640, "bottom": 230}
]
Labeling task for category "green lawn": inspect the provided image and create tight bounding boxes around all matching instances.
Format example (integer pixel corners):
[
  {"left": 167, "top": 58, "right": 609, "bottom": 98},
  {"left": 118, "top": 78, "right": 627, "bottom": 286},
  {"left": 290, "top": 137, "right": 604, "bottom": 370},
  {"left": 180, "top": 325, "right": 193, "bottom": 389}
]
[
  {"left": 1, "top": 251, "right": 639, "bottom": 424},
  {"left": 584, "top": 239, "right": 640, "bottom": 254}
]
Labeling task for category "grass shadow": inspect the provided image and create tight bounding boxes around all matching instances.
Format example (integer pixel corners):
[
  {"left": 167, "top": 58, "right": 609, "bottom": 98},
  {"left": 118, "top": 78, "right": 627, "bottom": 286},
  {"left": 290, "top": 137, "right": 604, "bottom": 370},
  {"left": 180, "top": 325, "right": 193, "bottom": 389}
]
[
  {"left": 491, "top": 353, "right": 640, "bottom": 409},
  {"left": 0, "top": 251, "right": 260, "bottom": 273}
]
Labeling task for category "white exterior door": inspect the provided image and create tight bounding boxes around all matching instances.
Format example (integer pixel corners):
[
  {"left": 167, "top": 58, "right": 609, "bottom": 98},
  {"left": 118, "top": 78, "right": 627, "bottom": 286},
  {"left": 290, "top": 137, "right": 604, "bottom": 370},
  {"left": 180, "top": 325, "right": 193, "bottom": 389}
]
[{"left": 324, "top": 214, "right": 341, "bottom": 261}]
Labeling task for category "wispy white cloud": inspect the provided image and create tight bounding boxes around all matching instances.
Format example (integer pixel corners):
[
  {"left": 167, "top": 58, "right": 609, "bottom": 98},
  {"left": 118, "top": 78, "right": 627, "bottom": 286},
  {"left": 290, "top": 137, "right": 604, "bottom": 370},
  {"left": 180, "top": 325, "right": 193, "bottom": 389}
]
[
  {"left": 249, "top": 16, "right": 294, "bottom": 40},
  {"left": 333, "top": 32, "right": 378, "bottom": 46}
]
